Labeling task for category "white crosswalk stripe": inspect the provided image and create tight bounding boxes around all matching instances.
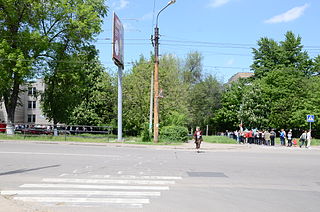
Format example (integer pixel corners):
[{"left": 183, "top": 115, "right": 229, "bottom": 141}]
[
  {"left": 42, "top": 178, "right": 176, "bottom": 185},
  {"left": 0, "top": 174, "right": 181, "bottom": 208}
]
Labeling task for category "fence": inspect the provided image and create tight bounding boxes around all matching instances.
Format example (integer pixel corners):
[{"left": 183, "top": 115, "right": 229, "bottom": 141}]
[{"left": 0, "top": 123, "right": 114, "bottom": 142}]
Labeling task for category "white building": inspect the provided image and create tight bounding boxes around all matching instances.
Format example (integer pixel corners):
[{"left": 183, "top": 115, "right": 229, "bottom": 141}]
[{"left": 0, "top": 79, "right": 51, "bottom": 125}]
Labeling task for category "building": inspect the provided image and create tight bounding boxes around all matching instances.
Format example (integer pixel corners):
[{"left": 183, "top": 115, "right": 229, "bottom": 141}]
[
  {"left": 228, "top": 72, "right": 254, "bottom": 84},
  {"left": 0, "top": 79, "right": 51, "bottom": 125}
]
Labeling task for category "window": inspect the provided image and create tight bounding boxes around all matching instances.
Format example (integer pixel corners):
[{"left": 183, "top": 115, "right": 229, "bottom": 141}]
[
  {"left": 28, "top": 114, "right": 36, "bottom": 123},
  {"left": 28, "top": 87, "right": 36, "bottom": 96},
  {"left": 28, "top": 101, "right": 36, "bottom": 109}
]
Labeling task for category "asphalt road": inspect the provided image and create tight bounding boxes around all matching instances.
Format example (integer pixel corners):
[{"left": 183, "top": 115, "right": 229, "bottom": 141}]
[{"left": 0, "top": 140, "right": 320, "bottom": 212}]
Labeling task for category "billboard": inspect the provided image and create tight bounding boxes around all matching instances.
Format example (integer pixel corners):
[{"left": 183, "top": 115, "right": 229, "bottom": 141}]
[{"left": 112, "top": 12, "right": 124, "bottom": 68}]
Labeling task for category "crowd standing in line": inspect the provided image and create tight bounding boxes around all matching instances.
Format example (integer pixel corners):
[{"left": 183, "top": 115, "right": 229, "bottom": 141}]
[{"left": 227, "top": 128, "right": 312, "bottom": 148}]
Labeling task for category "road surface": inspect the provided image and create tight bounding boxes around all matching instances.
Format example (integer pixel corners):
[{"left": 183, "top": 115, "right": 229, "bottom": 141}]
[{"left": 0, "top": 140, "right": 320, "bottom": 212}]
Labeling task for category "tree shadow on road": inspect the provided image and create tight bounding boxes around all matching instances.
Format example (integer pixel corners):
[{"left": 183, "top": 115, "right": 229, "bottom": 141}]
[{"left": 0, "top": 165, "right": 60, "bottom": 176}]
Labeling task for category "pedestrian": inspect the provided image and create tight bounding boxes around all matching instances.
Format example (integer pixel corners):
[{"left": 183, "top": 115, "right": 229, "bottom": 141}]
[
  {"left": 287, "top": 129, "right": 293, "bottom": 147},
  {"left": 279, "top": 129, "right": 286, "bottom": 146},
  {"left": 299, "top": 130, "right": 307, "bottom": 148},
  {"left": 307, "top": 130, "right": 312, "bottom": 148},
  {"left": 255, "top": 130, "right": 259, "bottom": 145},
  {"left": 194, "top": 127, "right": 203, "bottom": 151},
  {"left": 248, "top": 129, "right": 253, "bottom": 144},
  {"left": 270, "top": 129, "right": 276, "bottom": 146},
  {"left": 264, "top": 130, "right": 271, "bottom": 146}
]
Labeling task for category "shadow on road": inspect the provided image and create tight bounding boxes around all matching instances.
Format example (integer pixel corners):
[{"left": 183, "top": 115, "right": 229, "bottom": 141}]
[{"left": 0, "top": 165, "right": 60, "bottom": 176}]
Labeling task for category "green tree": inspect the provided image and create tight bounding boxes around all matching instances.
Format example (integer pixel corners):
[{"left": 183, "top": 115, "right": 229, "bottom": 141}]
[
  {"left": 122, "top": 54, "right": 189, "bottom": 136},
  {"left": 69, "top": 68, "right": 116, "bottom": 126},
  {"left": 182, "top": 51, "right": 203, "bottom": 84},
  {"left": 251, "top": 31, "right": 312, "bottom": 78},
  {"left": 188, "top": 75, "right": 223, "bottom": 132},
  {"left": 0, "top": 0, "right": 107, "bottom": 131}
]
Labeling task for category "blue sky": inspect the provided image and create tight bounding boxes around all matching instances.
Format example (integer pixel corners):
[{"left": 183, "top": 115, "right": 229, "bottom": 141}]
[{"left": 95, "top": 0, "right": 320, "bottom": 82}]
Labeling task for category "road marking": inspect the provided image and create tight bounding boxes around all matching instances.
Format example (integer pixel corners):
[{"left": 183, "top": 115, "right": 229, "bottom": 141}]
[
  {"left": 1, "top": 174, "right": 182, "bottom": 208},
  {"left": 1, "top": 190, "right": 161, "bottom": 197},
  {"left": 90, "top": 175, "right": 182, "bottom": 180},
  {"left": 0, "top": 151, "right": 119, "bottom": 158},
  {"left": 13, "top": 197, "right": 150, "bottom": 204},
  {"left": 42, "top": 178, "right": 175, "bottom": 185},
  {"left": 20, "top": 183, "right": 170, "bottom": 190}
]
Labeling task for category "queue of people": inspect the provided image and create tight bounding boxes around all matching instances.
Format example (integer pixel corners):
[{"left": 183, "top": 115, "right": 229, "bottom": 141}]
[{"left": 230, "top": 128, "right": 312, "bottom": 148}]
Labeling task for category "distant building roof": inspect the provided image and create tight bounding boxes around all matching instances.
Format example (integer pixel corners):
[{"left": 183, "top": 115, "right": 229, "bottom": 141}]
[{"left": 228, "top": 72, "right": 254, "bottom": 84}]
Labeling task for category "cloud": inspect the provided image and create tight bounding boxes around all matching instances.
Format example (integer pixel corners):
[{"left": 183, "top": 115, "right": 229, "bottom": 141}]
[
  {"left": 265, "top": 4, "right": 310, "bottom": 24},
  {"left": 114, "top": 0, "right": 129, "bottom": 10},
  {"left": 226, "top": 58, "right": 235, "bottom": 66},
  {"left": 140, "top": 12, "right": 153, "bottom": 21},
  {"left": 209, "top": 0, "right": 230, "bottom": 8}
]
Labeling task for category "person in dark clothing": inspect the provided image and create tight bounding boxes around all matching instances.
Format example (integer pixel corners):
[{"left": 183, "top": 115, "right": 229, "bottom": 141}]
[
  {"left": 194, "top": 127, "right": 203, "bottom": 151},
  {"left": 270, "top": 129, "right": 276, "bottom": 146}
]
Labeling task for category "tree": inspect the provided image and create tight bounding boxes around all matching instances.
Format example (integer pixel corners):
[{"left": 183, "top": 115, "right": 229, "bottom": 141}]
[
  {"left": 251, "top": 31, "right": 312, "bottom": 78},
  {"left": 182, "top": 51, "right": 203, "bottom": 85},
  {"left": 188, "top": 75, "right": 223, "bottom": 133},
  {"left": 0, "top": 0, "right": 107, "bottom": 132},
  {"left": 68, "top": 68, "right": 116, "bottom": 126},
  {"left": 122, "top": 54, "right": 189, "bottom": 136}
]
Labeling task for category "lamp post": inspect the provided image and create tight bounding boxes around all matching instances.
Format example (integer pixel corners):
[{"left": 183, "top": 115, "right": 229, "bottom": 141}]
[{"left": 152, "top": 0, "right": 176, "bottom": 143}]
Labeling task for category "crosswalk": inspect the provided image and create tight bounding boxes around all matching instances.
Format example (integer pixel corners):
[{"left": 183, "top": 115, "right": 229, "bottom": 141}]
[{"left": 0, "top": 174, "right": 182, "bottom": 208}]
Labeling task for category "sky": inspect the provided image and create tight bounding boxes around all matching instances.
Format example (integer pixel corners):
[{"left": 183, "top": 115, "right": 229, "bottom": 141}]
[{"left": 95, "top": 0, "right": 320, "bottom": 82}]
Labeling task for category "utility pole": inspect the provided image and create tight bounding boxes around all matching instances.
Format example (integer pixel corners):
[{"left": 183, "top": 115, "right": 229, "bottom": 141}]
[
  {"left": 153, "top": 0, "right": 176, "bottom": 143},
  {"left": 153, "top": 27, "right": 160, "bottom": 143}
]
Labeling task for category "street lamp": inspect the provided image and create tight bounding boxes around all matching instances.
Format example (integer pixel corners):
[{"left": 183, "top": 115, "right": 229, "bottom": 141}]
[{"left": 152, "top": 0, "right": 176, "bottom": 143}]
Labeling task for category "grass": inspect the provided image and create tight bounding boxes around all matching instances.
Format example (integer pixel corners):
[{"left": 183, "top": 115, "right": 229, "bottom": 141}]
[
  {"left": 1, "top": 133, "right": 319, "bottom": 146},
  {"left": 203, "top": 136, "right": 237, "bottom": 144},
  {"left": 0, "top": 133, "right": 184, "bottom": 145},
  {"left": 203, "top": 135, "right": 320, "bottom": 146}
]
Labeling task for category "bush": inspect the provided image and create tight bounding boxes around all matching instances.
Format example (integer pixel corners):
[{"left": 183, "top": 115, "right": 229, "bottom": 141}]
[
  {"left": 160, "top": 125, "right": 188, "bottom": 143},
  {"left": 141, "top": 123, "right": 152, "bottom": 142}
]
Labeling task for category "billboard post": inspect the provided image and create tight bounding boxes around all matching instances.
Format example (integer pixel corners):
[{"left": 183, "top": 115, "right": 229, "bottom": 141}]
[{"left": 113, "top": 13, "right": 124, "bottom": 141}]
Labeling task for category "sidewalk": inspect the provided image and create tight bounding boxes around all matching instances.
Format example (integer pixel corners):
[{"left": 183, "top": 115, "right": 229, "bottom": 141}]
[{"left": 1, "top": 139, "right": 319, "bottom": 152}]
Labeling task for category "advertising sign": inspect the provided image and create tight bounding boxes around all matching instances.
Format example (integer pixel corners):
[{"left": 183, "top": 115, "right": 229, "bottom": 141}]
[{"left": 112, "top": 13, "right": 124, "bottom": 68}]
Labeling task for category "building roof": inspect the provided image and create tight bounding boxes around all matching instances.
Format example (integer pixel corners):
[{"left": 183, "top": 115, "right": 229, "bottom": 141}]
[{"left": 228, "top": 72, "right": 254, "bottom": 84}]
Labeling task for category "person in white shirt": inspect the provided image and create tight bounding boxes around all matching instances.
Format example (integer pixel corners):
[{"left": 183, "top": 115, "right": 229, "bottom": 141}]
[{"left": 307, "top": 130, "right": 312, "bottom": 148}]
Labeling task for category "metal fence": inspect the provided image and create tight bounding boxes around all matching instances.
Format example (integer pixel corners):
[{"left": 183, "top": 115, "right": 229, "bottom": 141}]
[{"left": 0, "top": 123, "right": 114, "bottom": 141}]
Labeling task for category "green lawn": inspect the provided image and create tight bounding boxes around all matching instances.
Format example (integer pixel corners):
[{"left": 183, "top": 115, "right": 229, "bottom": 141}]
[
  {"left": 0, "top": 133, "right": 183, "bottom": 145},
  {"left": 203, "top": 135, "right": 320, "bottom": 146},
  {"left": 203, "top": 136, "right": 237, "bottom": 144},
  {"left": 1, "top": 133, "right": 319, "bottom": 146}
]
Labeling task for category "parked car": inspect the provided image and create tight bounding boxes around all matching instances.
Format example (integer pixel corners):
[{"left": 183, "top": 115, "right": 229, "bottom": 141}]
[{"left": 21, "top": 127, "right": 52, "bottom": 135}]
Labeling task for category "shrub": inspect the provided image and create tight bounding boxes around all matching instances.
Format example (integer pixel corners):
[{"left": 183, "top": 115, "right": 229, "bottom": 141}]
[
  {"left": 141, "top": 123, "right": 152, "bottom": 142},
  {"left": 160, "top": 125, "right": 188, "bottom": 143}
]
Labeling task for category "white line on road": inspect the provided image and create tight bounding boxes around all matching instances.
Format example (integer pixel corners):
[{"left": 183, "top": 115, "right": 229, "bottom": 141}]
[
  {"left": 0, "top": 151, "right": 119, "bottom": 158},
  {"left": 20, "top": 184, "right": 170, "bottom": 190},
  {"left": 13, "top": 197, "right": 150, "bottom": 204},
  {"left": 91, "top": 175, "right": 182, "bottom": 180},
  {"left": 42, "top": 178, "right": 175, "bottom": 185},
  {"left": 1, "top": 190, "right": 161, "bottom": 197}
]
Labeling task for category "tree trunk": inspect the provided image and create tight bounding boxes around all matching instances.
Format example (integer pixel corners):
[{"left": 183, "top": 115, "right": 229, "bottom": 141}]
[{"left": 4, "top": 73, "right": 20, "bottom": 135}]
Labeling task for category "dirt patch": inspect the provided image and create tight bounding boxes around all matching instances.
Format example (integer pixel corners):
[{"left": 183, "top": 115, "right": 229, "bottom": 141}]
[{"left": 0, "top": 195, "right": 52, "bottom": 212}]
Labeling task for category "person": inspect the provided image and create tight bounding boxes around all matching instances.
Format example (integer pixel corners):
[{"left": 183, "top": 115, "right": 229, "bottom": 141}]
[
  {"left": 279, "top": 129, "right": 286, "bottom": 146},
  {"left": 264, "top": 130, "right": 271, "bottom": 146},
  {"left": 194, "top": 127, "right": 203, "bottom": 151},
  {"left": 299, "top": 130, "right": 307, "bottom": 148},
  {"left": 270, "top": 129, "right": 276, "bottom": 146},
  {"left": 307, "top": 130, "right": 312, "bottom": 148},
  {"left": 287, "top": 129, "right": 293, "bottom": 147}
]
